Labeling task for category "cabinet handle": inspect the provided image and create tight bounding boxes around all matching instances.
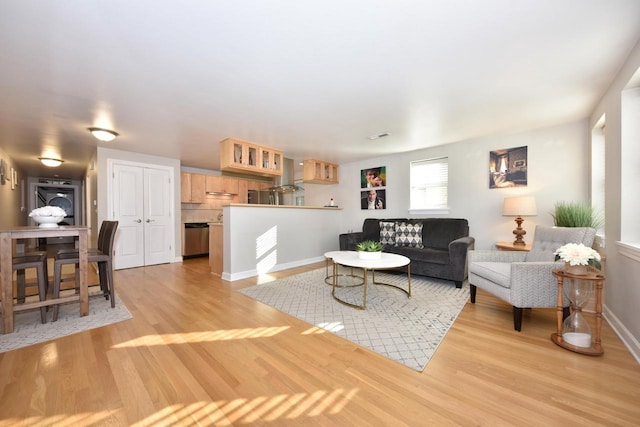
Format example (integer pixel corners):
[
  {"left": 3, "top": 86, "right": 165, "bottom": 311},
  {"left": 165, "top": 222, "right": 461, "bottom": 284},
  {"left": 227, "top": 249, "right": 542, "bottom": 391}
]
[
  {"left": 146, "top": 219, "right": 155, "bottom": 223},
  {"left": 134, "top": 219, "right": 142, "bottom": 223}
]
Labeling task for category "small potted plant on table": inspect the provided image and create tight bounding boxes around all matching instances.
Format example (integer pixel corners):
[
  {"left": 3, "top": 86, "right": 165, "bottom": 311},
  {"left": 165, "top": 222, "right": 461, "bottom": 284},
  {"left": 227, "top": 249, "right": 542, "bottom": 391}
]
[{"left": 356, "top": 240, "right": 384, "bottom": 260}]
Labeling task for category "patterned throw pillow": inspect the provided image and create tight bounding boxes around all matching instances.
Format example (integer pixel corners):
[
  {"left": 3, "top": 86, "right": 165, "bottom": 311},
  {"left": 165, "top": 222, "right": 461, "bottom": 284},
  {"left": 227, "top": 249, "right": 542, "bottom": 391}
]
[
  {"left": 394, "top": 222, "right": 424, "bottom": 248},
  {"left": 379, "top": 221, "right": 396, "bottom": 246}
]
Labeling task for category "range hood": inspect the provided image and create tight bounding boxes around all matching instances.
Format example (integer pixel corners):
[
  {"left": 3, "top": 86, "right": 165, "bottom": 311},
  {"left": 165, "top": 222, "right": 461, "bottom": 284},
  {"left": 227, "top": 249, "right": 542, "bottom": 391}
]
[{"left": 266, "top": 158, "right": 299, "bottom": 192}]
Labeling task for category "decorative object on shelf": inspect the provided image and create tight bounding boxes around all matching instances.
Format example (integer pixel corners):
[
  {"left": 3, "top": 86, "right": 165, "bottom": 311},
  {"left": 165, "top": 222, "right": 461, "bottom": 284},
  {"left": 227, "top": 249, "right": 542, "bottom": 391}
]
[
  {"left": 29, "top": 206, "right": 66, "bottom": 228},
  {"left": 551, "top": 201, "right": 603, "bottom": 229},
  {"left": 502, "top": 195, "right": 537, "bottom": 246},
  {"left": 562, "top": 277, "right": 593, "bottom": 347},
  {"left": 554, "top": 243, "right": 602, "bottom": 274},
  {"left": 356, "top": 240, "right": 383, "bottom": 259},
  {"left": 88, "top": 127, "right": 119, "bottom": 142}
]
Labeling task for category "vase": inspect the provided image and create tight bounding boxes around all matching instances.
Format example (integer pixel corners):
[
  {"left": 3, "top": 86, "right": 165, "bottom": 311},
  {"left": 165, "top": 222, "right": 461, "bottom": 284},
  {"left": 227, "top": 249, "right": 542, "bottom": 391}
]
[
  {"left": 358, "top": 251, "right": 382, "bottom": 260},
  {"left": 31, "top": 215, "right": 64, "bottom": 228},
  {"left": 564, "top": 262, "right": 589, "bottom": 276}
]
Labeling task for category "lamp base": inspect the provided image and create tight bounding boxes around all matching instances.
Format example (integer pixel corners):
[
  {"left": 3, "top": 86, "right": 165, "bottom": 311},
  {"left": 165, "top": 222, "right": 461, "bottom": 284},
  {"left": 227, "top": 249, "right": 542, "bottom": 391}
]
[{"left": 512, "top": 215, "right": 527, "bottom": 246}]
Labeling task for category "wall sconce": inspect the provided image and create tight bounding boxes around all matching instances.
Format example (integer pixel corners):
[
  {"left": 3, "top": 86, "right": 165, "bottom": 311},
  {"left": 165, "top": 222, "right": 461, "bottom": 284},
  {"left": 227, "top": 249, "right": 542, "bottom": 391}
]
[
  {"left": 503, "top": 196, "right": 537, "bottom": 245},
  {"left": 88, "top": 127, "right": 119, "bottom": 142},
  {"left": 39, "top": 157, "right": 64, "bottom": 167}
]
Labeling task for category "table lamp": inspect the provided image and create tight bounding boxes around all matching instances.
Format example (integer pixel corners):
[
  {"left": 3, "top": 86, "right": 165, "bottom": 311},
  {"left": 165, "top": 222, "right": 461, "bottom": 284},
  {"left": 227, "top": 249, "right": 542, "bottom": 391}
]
[{"left": 503, "top": 196, "right": 537, "bottom": 246}]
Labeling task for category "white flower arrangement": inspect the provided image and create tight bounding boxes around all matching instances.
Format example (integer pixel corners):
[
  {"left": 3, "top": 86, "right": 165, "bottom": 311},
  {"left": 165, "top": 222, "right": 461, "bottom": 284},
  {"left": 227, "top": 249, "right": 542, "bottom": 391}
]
[
  {"left": 29, "top": 206, "right": 66, "bottom": 218},
  {"left": 554, "top": 243, "right": 602, "bottom": 270}
]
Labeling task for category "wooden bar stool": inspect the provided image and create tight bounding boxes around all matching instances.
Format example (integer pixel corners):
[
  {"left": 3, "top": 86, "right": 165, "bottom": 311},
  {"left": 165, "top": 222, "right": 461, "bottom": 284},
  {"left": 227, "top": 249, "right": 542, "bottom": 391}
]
[{"left": 10, "top": 251, "right": 49, "bottom": 324}]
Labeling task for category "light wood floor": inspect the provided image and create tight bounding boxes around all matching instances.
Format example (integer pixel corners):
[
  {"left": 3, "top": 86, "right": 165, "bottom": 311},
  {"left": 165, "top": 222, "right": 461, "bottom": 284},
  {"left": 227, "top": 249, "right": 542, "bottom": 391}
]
[{"left": 1, "top": 257, "right": 639, "bottom": 426}]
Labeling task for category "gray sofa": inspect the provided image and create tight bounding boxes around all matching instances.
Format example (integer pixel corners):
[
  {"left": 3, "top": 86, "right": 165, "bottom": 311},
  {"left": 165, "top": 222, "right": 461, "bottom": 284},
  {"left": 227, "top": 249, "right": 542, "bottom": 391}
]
[{"left": 339, "top": 218, "right": 475, "bottom": 288}]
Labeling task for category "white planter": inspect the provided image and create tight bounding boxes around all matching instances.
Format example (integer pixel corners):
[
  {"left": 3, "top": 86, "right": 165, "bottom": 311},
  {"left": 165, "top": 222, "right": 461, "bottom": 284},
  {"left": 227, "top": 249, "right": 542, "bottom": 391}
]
[
  {"left": 358, "top": 251, "right": 382, "bottom": 260},
  {"left": 31, "top": 215, "right": 64, "bottom": 228}
]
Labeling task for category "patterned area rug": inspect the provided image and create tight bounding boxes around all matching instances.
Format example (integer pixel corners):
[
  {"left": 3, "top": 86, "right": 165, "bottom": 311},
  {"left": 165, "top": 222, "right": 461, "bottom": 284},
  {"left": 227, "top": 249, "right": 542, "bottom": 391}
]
[
  {"left": 0, "top": 293, "right": 132, "bottom": 353},
  {"left": 238, "top": 268, "right": 469, "bottom": 371}
]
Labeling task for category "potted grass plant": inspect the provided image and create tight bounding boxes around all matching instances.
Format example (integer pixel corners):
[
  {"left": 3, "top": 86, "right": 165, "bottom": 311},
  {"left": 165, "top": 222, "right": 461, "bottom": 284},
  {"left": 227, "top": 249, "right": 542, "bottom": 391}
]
[
  {"left": 356, "top": 240, "right": 384, "bottom": 260},
  {"left": 551, "top": 201, "right": 603, "bottom": 229}
]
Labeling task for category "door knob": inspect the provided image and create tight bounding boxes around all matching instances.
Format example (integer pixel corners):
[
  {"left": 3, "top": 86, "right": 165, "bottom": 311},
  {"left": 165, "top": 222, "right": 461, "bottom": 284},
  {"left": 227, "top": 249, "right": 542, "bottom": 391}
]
[
  {"left": 134, "top": 219, "right": 142, "bottom": 223},
  {"left": 146, "top": 219, "right": 155, "bottom": 223}
]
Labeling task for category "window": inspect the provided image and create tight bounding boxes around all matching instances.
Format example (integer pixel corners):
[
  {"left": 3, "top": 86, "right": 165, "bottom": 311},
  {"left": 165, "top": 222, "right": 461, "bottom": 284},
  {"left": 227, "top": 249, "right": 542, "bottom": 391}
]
[
  {"left": 619, "top": 84, "right": 640, "bottom": 260},
  {"left": 409, "top": 157, "right": 448, "bottom": 213},
  {"left": 591, "top": 116, "right": 605, "bottom": 238}
]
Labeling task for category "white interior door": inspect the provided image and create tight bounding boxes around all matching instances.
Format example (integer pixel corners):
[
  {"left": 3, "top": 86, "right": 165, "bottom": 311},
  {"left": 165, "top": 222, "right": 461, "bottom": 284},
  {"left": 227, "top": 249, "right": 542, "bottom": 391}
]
[
  {"left": 143, "top": 167, "right": 172, "bottom": 266},
  {"left": 112, "top": 163, "right": 173, "bottom": 269}
]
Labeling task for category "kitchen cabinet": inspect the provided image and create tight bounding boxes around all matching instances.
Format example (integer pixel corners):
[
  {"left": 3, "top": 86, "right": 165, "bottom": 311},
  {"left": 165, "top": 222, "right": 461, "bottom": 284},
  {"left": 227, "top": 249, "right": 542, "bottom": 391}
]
[
  {"left": 209, "top": 224, "right": 223, "bottom": 276},
  {"left": 220, "top": 138, "right": 283, "bottom": 177},
  {"left": 303, "top": 159, "right": 339, "bottom": 184},
  {"left": 181, "top": 172, "right": 206, "bottom": 203},
  {"left": 237, "top": 179, "right": 249, "bottom": 203},
  {"left": 205, "top": 175, "right": 239, "bottom": 195}
]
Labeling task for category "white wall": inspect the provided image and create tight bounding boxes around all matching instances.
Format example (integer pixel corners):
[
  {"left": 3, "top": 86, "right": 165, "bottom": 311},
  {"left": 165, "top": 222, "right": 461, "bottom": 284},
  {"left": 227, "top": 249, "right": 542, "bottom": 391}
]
[
  {"left": 97, "top": 147, "right": 182, "bottom": 261},
  {"left": 589, "top": 37, "right": 640, "bottom": 362},
  {"left": 310, "top": 120, "right": 590, "bottom": 251},
  {"left": 223, "top": 205, "right": 341, "bottom": 280}
]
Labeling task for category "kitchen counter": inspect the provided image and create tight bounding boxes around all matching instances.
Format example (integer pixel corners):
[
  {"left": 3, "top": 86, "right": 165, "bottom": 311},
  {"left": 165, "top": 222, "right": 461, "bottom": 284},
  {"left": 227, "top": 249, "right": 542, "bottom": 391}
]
[{"left": 226, "top": 203, "right": 341, "bottom": 210}]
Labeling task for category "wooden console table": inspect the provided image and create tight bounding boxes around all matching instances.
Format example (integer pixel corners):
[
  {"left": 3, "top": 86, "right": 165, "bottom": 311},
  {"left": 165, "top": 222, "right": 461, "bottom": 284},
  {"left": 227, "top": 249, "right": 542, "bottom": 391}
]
[{"left": 0, "top": 225, "right": 89, "bottom": 334}]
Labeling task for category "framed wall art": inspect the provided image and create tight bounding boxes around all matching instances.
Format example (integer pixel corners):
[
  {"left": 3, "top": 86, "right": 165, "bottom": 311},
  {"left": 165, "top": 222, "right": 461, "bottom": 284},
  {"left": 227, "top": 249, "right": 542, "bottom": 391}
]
[
  {"left": 361, "top": 166, "right": 386, "bottom": 188},
  {"left": 489, "top": 146, "right": 528, "bottom": 188}
]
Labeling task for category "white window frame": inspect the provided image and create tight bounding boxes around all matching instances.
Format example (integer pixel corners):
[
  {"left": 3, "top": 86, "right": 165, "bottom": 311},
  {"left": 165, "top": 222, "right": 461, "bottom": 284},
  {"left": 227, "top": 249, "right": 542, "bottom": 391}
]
[{"left": 409, "top": 157, "right": 449, "bottom": 215}]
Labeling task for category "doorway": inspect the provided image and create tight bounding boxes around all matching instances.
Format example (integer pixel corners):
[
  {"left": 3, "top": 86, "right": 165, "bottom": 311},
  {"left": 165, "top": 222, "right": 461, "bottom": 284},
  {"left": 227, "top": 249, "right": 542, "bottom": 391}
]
[{"left": 109, "top": 161, "right": 174, "bottom": 269}]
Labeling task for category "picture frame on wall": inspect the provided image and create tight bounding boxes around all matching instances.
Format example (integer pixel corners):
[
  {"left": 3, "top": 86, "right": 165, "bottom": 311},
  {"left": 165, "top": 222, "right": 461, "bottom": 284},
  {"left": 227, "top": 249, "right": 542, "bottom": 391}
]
[
  {"left": 489, "top": 146, "right": 528, "bottom": 188},
  {"left": 361, "top": 166, "right": 386, "bottom": 188},
  {"left": 361, "top": 188, "right": 386, "bottom": 210}
]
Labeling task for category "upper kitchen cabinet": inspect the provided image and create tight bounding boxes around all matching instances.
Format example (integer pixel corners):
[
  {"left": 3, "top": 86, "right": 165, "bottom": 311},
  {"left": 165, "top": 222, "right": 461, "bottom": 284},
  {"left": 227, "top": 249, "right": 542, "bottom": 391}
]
[
  {"left": 303, "top": 159, "right": 339, "bottom": 184},
  {"left": 181, "top": 172, "right": 206, "bottom": 203},
  {"left": 220, "top": 138, "right": 283, "bottom": 178},
  {"left": 205, "top": 175, "right": 239, "bottom": 195}
]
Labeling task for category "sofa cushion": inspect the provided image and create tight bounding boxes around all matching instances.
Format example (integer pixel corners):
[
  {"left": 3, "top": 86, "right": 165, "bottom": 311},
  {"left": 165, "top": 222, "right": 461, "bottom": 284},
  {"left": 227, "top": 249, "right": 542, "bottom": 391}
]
[
  {"left": 379, "top": 221, "right": 396, "bottom": 246},
  {"left": 420, "top": 219, "right": 469, "bottom": 250},
  {"left": 390, "top": 246, "right": 449, "bottom": 265},
  {"left": 394, "top": 222, "right": 424, "bottom": 248}
]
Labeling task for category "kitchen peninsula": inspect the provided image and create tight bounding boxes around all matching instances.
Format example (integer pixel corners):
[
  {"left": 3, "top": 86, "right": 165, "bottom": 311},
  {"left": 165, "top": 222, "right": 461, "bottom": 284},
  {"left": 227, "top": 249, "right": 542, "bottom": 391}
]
[{"left": 217, "top": 204, "right": 341, "bottom": 281}]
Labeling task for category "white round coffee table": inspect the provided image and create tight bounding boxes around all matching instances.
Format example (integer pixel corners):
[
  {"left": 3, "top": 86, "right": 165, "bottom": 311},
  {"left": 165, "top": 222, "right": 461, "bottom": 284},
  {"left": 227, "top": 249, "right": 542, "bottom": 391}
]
[{"left": 330, "top": 251, "right": 411, "bottom": 309}]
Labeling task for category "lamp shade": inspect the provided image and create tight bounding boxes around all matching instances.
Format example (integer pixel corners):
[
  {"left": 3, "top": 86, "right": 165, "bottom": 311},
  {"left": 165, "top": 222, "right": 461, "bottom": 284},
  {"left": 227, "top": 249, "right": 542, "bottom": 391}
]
[{"left": 503, "top": 196, "right": 537, "bottom": 216}]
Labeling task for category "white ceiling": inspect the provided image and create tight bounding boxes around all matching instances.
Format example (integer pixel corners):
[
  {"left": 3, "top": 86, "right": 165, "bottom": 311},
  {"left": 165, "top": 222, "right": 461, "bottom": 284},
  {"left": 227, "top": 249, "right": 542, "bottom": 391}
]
[{"left": 2, "top": 1, "right": 640, "bottom": 180}]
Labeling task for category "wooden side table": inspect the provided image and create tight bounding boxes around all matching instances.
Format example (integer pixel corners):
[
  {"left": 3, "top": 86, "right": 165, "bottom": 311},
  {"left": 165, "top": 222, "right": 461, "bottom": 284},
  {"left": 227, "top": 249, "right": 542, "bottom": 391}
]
[
  {"left": 550, "top": 269, "right": 605, "bottom": 356},
  {"left": 495, "top": 241, "right": 532, "bottom": 252}
]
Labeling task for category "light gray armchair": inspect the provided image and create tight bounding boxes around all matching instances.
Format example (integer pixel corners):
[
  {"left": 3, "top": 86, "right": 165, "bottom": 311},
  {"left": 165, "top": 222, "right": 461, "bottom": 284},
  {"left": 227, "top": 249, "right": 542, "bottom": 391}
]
[{"left": 469, "top": 225, "right": 596, "bottom": 331}]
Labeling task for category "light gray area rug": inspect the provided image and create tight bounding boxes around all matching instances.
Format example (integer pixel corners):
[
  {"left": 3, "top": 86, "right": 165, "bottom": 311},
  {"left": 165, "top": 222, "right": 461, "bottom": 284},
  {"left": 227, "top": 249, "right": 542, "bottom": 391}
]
[
  {"left": 0, "top": 293, "right": 132, "bottom": 353},
  {"left": 238, "top": 268, "right": 469, "bottom": 371}
]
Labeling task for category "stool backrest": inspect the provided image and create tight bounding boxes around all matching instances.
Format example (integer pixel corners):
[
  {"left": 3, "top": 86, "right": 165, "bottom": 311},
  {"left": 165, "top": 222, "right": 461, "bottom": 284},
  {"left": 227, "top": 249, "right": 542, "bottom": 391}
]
[{"left": 97, "top": 221, "right": 119, "bottom": 257}]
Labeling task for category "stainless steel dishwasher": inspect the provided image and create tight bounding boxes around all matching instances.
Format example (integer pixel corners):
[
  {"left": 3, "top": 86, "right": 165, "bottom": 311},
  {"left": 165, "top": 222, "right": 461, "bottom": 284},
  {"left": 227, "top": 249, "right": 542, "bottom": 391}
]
[{"left": 183, "top": 223, "right": 210, "bottom": 258}]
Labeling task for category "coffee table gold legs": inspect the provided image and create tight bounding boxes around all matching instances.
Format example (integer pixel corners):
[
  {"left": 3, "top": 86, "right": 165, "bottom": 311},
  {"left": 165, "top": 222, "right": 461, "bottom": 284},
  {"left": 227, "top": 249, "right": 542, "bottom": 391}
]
[
  {"left": 332, "top": 266, "right": 411, "bottom": 310},
  {"left": 325, "top": 257, "right": 364, "bottom": 287},
  {"left": 332, "top": 269, "right": 369, "bottom": 310},
  {"left": 372, "top": 264, "right": 411, "bottom": 298}
]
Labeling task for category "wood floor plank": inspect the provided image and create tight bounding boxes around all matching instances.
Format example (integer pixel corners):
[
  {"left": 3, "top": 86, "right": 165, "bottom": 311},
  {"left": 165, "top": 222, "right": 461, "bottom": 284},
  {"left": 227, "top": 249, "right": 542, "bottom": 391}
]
[{"left": 1, "top": 257, "right": 639, "bottom": 426}]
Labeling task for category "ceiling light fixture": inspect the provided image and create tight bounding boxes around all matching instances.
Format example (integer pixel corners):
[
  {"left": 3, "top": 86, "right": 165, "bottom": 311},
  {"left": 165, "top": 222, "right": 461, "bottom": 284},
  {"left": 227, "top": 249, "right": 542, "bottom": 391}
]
[
  {"left": 88, "top": 127, "right": 119, "bottom": 142},
  {"left": 39, "top": 157, "right": 64, "bottom": 167},
  {"left": 367, "top": 132, "right": 390, "bottom": 140}
]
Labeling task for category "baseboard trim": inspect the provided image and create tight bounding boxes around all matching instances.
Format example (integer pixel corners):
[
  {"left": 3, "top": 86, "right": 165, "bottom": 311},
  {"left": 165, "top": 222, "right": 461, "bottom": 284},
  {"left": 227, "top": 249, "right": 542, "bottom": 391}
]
[
  {"left": 223, "top": 256, "right": 325, "bottom": 282},
  {"left": 603, "top": 304, "right": 640, "bottom": 365}
]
